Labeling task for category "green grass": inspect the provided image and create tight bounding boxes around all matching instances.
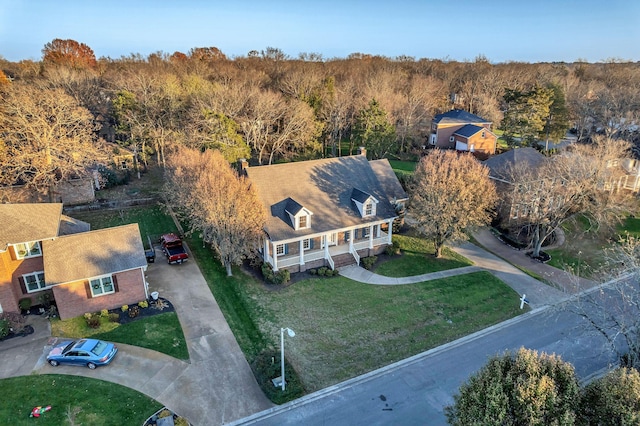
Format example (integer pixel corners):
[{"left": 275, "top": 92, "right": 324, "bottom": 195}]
[
  {"left": 50, "top": 312, "right": 189, "bottom": 360},
  {"left": 238, "top": 271, "right": 523, "bottom": 391},
  {"left": 374, "top": 234, "right": 472, "bottom": 277},
  {"left": 388, "top": 160, "right": 417, "bottom": 173},
  {"left": 0, "top": 375, "right": 163, "bottom": 425},
  {"left": 69, "top": 205, "right": 178, "bottom": 244},
  {"left": 618, "top": 216, "right": 640, "bottom": 238}
]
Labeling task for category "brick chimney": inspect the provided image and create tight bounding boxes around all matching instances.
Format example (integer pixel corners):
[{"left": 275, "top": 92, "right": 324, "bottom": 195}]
[{"left": 358, "top": 146, "right": 367, "bottom": 157}]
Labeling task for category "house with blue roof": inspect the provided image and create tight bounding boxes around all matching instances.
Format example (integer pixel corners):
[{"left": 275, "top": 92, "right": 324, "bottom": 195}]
[{"left": 429, "top": 110, "right": 497, "bottom": 156}]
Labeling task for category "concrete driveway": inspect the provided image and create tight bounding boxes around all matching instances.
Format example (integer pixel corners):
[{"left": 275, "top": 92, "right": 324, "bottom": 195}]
[{"left": 1, "top": 245, "right": 271, "bottom": 425}]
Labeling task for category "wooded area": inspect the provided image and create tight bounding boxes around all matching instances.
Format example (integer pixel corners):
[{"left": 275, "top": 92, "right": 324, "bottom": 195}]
[{"left": 1, "top": 39, "right": 639, "bottom": 180}]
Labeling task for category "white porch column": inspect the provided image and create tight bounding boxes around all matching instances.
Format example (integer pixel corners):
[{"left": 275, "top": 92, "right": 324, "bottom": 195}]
[
  {"left": 299, "top": 239, "right": 305, "bottom": 266},
  {"left": 324, "top": 235, "right": 329, "bottom": 257},
  {"left": 368, "top": 224, "right": 374, "bottom": 249},
  {"left": 387, "top": 219, "right": 393, "bottom": 244},
  {"left": 272, "top": 241, "right": 279, "bottom": 271},
  {"left": 263, "top": 239, "right": 270, "bottom": 263},
  {"left": 348, "top": 230, "right": 354, "bottom": 252}
]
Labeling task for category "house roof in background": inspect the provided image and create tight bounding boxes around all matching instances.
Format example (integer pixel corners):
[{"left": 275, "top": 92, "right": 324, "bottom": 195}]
[
  {"left": 454, "top": 124, "right": 487, "bottom": 138},
  {"left": 59, "top": 215, "right": 91, "bottom": 236},
  {"left": 369, "top": 159, "right": 409, "bottom": 202},
  {"left": 246, "top": 155, "right": 399, "bottom": 241},
  {"left": 0, "top": 203, "right": 62, "bottom": 249},
  {"left": 483, "top": 147, "right": 546, "bottom": 181},
  {"left": 43, "top": 223, "right": 147, "bottom": 286},
  {"left": 433, "top": 109, "right": 491, "bottom": 125}
]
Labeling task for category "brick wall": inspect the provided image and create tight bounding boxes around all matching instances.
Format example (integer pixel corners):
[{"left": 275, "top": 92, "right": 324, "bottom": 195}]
[
  {"left": 0, "top": 250, "right": 46, "bottom": 313},
  {"left": 53, "top": 268, "right": 147, "bottom": 320}
]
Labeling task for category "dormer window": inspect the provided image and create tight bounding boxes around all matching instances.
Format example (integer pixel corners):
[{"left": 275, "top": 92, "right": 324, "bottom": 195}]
[
  {"left": 14, "top": 241, "right": 42, "bottom": 259},
  {"left": 351, "top": 188, "right": 378, "bottom": 218},
  {"left": 284, "top": 198, "right": 313, "bottom": 230},
  {"left": 365, "top": 202, "right": 373, "bottom": 216}
]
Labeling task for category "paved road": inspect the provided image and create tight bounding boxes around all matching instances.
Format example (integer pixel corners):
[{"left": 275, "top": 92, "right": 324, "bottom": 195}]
[{"left": 232, "top": 302, "right": 614, "bottom": 425}]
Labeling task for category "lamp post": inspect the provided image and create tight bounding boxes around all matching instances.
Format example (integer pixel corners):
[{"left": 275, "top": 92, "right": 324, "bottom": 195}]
[{"left": 280, "top": 327, "right": 295, "bottom": 391}]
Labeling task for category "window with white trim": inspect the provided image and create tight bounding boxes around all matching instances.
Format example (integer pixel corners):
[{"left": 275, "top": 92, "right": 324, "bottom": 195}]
[
  {"left": 298, "top": 215, "right": 308, "bottom": 229},
  {"left": 363, "top": 227, "right": 370, "bottom": 238},
  {"left": 302, "top": 239, "right": 310, "bottom": 250},
  {"left": 23, "top": 271, "right": 46, "bottom": 293},
  {"left": 14, "top": 241, "right": 42, "bottom": 259},
  {"left": 364, "top": 202, "right": 373, "bottom": 216},
  {"left": 89, "top": 275, "right": 115, "bottom": 297},
  {"left": 276, "top": 244, "right": 285, "bottom": 256}
]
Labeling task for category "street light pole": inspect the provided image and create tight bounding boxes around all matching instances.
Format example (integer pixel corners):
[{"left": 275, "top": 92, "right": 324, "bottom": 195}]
[{"left": 280, "top": 327, "right": 295, "bottom": 391}]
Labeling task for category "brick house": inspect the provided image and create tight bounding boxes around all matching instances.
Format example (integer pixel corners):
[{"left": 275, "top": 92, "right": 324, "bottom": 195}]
[
  {"left": 429, "top": 109, "right": 497, "bottom": 155},
  {"left": 245, "top": 149, "right": 408, "bottom": 273},
  {"left": 0, "top": 203, "right": 148, "bottom": 319}
]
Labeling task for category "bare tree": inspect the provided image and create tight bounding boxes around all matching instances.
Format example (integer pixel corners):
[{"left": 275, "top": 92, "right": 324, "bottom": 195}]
[
  {"left": 164, "top": 148, "right": 266, "bottom": 276},
  {"left": 409, "top": 150, "right": 497, "bottom": 257},
  {"left": 0, "top": 82, "right": 105, "bottom": 200},
  {"left": 505, "top": 137, "right": 635, "bottom": 257}
]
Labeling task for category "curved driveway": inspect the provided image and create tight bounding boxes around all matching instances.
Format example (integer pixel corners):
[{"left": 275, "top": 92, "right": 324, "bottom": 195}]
[{"left": 1, "top": 248, "right": 272, "bottom": 426}]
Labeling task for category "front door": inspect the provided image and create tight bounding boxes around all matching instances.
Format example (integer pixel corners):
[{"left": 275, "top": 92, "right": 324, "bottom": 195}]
[{"left": 328, "top": 233, "right": 337, "bottom": 246}]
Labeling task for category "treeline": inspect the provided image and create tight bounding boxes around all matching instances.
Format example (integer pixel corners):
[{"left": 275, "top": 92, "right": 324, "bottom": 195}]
[{"left": 1, "top": 39, "right": 640, "bottom": 171}]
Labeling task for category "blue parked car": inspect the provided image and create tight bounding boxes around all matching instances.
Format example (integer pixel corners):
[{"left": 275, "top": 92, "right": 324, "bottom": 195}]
[{"left": 47, "top": 339, "right": 118, "bottom": 369}]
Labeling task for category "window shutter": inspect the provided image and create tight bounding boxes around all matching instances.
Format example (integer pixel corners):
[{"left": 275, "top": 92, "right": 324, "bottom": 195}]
[
  {"left": 310, "top": 239, "right": 314, "bottom": 249},
  {"left": 112, "top": 275, "right": 119, "bottom": 293},
  {"left": 85, "top": 282, "right": 93, "bottom": 299},
  {"left": 284, "top": 244, "right": 289, "bottom": 255},
  {"left": 18, "top": 276, "right": 27, "bottom": 294},
  {"left": 354, "top": 229, "right": 359, "bottom": 239}
]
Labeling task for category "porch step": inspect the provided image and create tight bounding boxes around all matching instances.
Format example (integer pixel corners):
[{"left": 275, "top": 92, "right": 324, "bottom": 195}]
[{"left": 331, "top": 253, "right": 357, "bottom": 269}]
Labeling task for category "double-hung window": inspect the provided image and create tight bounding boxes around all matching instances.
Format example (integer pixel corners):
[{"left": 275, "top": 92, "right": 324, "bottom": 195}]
[
  {"left": 14, "top": 241, "right": 42, "bottom": 259},
  {"left": 23, "top": 272, "right": 46, "bottom": 293},
  {"left": 299, "top": 215, "right": 308, "bottom": 229},
  {"left": 89, "top": 275, "right": 115, "bottom": 297},
  {"left": 364, "top": 202, "right": 373, "bottom": 216}
]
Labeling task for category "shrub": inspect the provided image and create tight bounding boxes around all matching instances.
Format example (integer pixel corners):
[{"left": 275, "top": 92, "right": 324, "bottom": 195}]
[
  {"left": 362, "top": 256, "right": 377, "bottom": 270},
  {"left": 317, "top": 267, "right": 327, "bottom": 276},
  {"left": 85, "top": 314, "right": 100, "bottom": 329},
  {"left": 274, "top": 269, "right": 290, "bottom": 285},
  {"left": 385, "top": 240, "right": 401, "bottom": 256},
  {"left": 36, "top": 290, "right": 53, "bottom": 307},
  {"left": 138, "top": 300, "right": 149, "bottom": 309},
  {"left": 309, "top": 268, "right": 317, "bottom": 275},
  {"left": 128, "top": 305, "right": 140, "bottom": 318},
  {"left": 121, "top": 305, "right": 129, "bottom": 312},
  {"left": 100, "top": 309, "right": 109, "bottom": 318},
  {"left": 83, "top": 312, "right": 93, "bottom": 320},
  {"left": 174, "top": 417, "right": 189, "bottom": 426},
  {"left": 18, "top": 298, "right": 32, "bottom": 311},
  {"left": 0, "top": 319, "right": 10, "bottom": 339},
  {"left": 158, "top": 409, "right": 172, "bottom": 419},
  {"left": 261, "top": 263, "right": 290, "bottom": 285},
  {"left": 108, "top": 312, "right": 120, "bottom": 323}
]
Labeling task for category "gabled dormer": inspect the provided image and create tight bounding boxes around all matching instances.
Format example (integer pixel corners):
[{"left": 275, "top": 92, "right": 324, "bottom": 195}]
[
  {"left": 285, "top": 198, "right": 313, "bottom": 230},
  {"left": 351, "top": 188, "right": 379, "bottom": 218}
]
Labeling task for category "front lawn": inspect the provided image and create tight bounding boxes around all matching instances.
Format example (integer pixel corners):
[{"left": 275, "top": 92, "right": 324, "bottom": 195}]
[
  {"left": 240, "top": 271, "right": 522, "bottom": 391},
  {"left": 0, "top": 374, "right": 162, "bottom": 425},
  {"left": 373, "top": 234, "right": 472, "bottom": 277},
  {"left": 50, "top": 311, "right": 188, "bottom": 360}
]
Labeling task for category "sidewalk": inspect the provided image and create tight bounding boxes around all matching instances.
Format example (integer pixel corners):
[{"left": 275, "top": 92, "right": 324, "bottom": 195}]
[{"left": 340, "top": 235, "right": 571, "bottom": 309}]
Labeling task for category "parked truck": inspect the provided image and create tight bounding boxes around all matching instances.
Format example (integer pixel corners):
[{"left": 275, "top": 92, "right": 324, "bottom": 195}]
[{"left": 160, "top": 233, "right": 189, "bottom": 264}]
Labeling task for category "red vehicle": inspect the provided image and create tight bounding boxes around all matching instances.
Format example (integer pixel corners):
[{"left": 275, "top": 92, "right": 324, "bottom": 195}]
[{"left": 160, "top": 233, "right": 189, "bottom": 264}]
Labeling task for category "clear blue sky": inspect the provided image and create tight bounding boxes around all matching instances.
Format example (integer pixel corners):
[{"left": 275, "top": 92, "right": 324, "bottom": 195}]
[{"left": 1, "top": 0, "right": 638, "bottom": 63}]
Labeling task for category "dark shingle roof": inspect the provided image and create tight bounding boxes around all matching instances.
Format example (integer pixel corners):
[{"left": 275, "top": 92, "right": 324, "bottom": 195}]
[
  {"left": 453, "top": 124, "right": 484, "bottom": 138},
  {"left": 246, "top": 156, "right": 399, "bottom": 241},
  {"left": 484, "top": 148, "right": 546, "bottom": 181},
  {"left": 284, "top": 198, "right": 304, "bottom": 216},
  {"left": 433, "top": 109, "right": 491, "bottom": 125},
  {"left": 0, "top": 203, "right": 62, "bottom": 249},
  {"left": 43, "top": 223, "right": 147, "bottom": 286},
  {"left": 351, "top": 188, "right": 372, "bottom": 204},
  {"left": 369, "top": 159, "right": 409, "bottom": 202}
]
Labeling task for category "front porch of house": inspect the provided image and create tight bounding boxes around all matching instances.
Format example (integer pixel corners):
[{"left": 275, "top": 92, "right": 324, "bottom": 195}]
[{"left": 261, "top": 220, "right": 394, "bottom": 272}]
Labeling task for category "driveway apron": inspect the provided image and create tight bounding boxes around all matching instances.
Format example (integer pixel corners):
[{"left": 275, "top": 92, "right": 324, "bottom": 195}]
[{"left": 142, "top": 245, "right": 272, "bottom": 424}]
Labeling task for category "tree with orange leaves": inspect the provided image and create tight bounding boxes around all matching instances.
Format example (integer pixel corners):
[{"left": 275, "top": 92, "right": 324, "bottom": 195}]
[{"left": 42, "top": 38, "right": 97, "bottom": 69}]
